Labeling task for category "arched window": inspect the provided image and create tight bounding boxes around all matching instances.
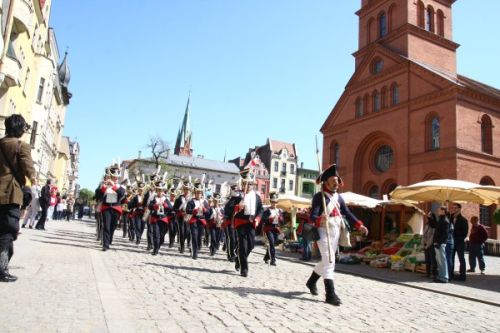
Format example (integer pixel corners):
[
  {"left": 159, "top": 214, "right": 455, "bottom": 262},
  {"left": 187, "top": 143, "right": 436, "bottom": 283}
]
[
  {"left": 481, "top": 115, "right": 493, "bottom": 154},
  {"left": 391, "top": 83, "right": 400, "bottom": 105},
  {"left": 425, "top": 113, "right": 440, "bottom": 151},
  {"left": 437, "top": 10, "right": 445, "bottom": 37},
  {"left": 381, "top": 86, "right": 387, "bottom": 109},
  {"left": 367, "top": 18, "right": 374, "bottom": 43},
  {"left": 426, "top": 6, "right": 435, "bottom": 32},
  {"left": 371, "top": 58, "right": 384, "bottom": 74},
  {"left": 330, "top": 141, "right": 340, "bottom": 166},
  {"left": 373, "top": 90, "right": 381, "bottom": 112},
  {"left": 388, "top": 4, "right": 396, "bottom": 32},
  {"left": 355, "top": 97, "right": 363, "bottom": 118},
  {"left": 417, "top": 1, "right": 425, "bottom": 28},
  {"left": 369, "top": 185, "right": 380, "bottom": 199},
  {"left": 383, "top": 181, "right": 398, "bottom": 196},
  {"left": 379, "top": 12, "right": 387, "bottom": 38},
  {"left": 363, "top": 93, "right": 369, "bottom": 114}
]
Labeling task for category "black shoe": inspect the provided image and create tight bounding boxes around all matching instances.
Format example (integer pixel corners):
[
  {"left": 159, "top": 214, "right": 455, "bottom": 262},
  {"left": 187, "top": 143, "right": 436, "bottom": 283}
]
[
  {"left": 433, "top": 278, "right": 447, "bottom": 283},
  {"left": 324, "top": 279, "right": 341, "bottom": 306},
  {"left": 235, "top": 258, "right": 240, "bottom": 271},
  {"left": 180, "top": 248, "right": 184, "bottom": 254},
  {"left": 135, "top": 240, "right": 140, "bottom": 245},
  {"left": 102, "top": 247, "right": 107, "bottom": 252},
  {"left": 467, "top": 269, "right": 475, "bottom": 273},
  {"left": 147, "top": 245, "right": 152, "bottom": 251},
  {"left": 264, "top": 259, "right": 269, "bottom": 264},
  {"left": 193, "top": 253, "right": 198, "bottom": 260},
  {"left": 306, "top": 271, "right": 320, "bottom": 296},
  {"left": 228, "top": 256, "right": 234, "bottom": 262},
  {"left": 240, "top": 269, "right": 248, "bottom": 277},
  {"left": 454, "top": 275, "right": 466, "bottom": 281},
  {"left": 270, "top": 260, "right": 276, "bottom": 266},
  {"left": 22, "top": 225, "right": 26, "bottom": 228},
  {"left": 168, "top": 243, "right": 173, "bottom": 248},
  {"left": 29, "top": 225, "right": 33, "bottom": 229},
  {"left": 0, "top": 274, "right": 17, "bottom": 282}
]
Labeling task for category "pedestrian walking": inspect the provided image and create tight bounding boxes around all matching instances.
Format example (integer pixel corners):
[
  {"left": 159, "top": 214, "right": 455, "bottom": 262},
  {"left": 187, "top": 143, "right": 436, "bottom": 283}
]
[
  {"left": 22, "top": 182, "right": 41, "bottom": 229},
  {"left": 66, "top": 196, "right": 75, "bottom": 222},
  {"left": 305, "top": 164, "right": 368, "bottom": 306},
  {"left": 429, "top": 206, "right": 450, "bottom": 283},
  {"left": 0, "top": 114, "right": 36, "bottom": 282},
  {"left": 262, "top": 192, "right": 283, "bottom": 266},
  {"left": 35, "top": 179, "right": 52, "bottom": 230},
  {"left": 421, "top": 216, "right": 437, "bottom": 278},
  {"left": 450, "top": 203, "right": 468, "bottom": 281},
  {"left": 468, "top": 216, "right": 488, "bottom": 274}
]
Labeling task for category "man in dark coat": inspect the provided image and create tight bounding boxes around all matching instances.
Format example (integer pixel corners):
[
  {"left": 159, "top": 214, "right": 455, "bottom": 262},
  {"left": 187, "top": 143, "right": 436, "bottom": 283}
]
[
  {"left": 450, "top": 203, "right": 468, "bottom": 281},
  {"left": 0, "top": 115, "right": 36, "bottom": 282},
  {"left": 35, "top": 179, "right": 52, "bottom": 230}
]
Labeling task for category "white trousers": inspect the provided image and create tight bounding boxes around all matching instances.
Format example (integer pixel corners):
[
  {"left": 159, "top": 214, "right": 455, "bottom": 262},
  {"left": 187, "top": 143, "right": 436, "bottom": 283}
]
[{"left": 314, "top": 218, "right": 341, "bottom": 280}]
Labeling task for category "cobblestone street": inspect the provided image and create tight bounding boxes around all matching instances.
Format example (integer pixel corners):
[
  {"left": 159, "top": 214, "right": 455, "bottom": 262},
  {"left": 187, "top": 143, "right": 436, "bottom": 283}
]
[{"left": 1, "top": 218, "right": 499, "bottom": 333}]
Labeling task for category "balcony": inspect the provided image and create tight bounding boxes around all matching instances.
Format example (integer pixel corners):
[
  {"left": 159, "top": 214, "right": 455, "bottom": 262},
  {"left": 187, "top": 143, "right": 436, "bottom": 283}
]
[
  {"left": 0, "top": 55, "right": 21, "bottom": 87},
  {"left": 13, "top": 0, "right": 34, "bottom": 34}
]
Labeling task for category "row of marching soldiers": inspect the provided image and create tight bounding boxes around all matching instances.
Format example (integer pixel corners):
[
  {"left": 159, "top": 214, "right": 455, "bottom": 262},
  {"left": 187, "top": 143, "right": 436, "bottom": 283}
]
[{"left": 94, "top": 164, "right": 284, "bottom": 277}]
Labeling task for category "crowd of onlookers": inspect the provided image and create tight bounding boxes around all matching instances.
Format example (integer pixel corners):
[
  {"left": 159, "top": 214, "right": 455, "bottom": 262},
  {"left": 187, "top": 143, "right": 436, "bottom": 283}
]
[{"left": 422, "top": 203, "right": 489, "bottom": 283}]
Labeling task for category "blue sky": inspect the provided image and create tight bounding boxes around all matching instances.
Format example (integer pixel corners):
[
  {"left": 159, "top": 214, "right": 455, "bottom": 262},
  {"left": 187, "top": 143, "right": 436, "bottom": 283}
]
[{"left": 49, "top": 1, "right": 500, "bottom": 190}]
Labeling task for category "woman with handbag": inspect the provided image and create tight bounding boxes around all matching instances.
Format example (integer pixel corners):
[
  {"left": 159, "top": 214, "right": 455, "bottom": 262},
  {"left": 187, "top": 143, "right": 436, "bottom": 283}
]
[
  {"left": 0, "top": 115, "right": 36, "bottom": 282},
  {"left": 305, "top": 164, "right": 368, "bottom": 306}
]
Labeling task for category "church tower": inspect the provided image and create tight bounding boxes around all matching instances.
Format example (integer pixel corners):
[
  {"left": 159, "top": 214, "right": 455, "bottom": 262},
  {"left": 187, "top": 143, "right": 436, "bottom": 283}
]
[
  {"left": 174, "top": 97, "right": 193, "bottom": 157},
  {"left": 355, "top": 0, "right": 458, "bottom": 74}
]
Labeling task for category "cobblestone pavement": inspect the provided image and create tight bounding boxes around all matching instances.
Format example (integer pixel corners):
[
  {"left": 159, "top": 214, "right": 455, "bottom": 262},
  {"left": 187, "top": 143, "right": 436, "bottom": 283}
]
[{"left": 1, "top": 218, "right": 500, "bottom": 333}]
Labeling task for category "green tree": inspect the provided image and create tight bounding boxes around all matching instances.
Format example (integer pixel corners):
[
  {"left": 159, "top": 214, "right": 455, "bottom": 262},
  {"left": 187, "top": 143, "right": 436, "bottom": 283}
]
[{"left": 78, "top": 188, "right": 94, "bottom": 206}]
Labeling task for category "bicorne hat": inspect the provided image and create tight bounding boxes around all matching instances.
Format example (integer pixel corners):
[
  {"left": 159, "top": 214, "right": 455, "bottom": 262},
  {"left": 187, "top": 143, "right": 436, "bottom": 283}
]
[
  {"left": 316, "top": 163, "right": 343, "bottom": 185},
  {"left": 269, "top": 192, "right": 279, "bottom": 203}
]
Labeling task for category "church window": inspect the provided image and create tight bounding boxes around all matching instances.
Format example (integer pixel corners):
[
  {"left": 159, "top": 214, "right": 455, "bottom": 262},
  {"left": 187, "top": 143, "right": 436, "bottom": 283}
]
[
  {"left": 391, "top": 83, "right": 400, "bottom": 105},
  {"left": 373, "top": 90, "right": 381, "bottom": 112},
  {"left": 379, "top": 12, "right": 387, "bottom": 38},
  {"left": 431, "top": 117, "right": 440, "bottom": 150},
  {"left": 381, "top": 86, "right": 387, "bottom": 109},
  {"left": 481, "top": 115, "right": 493, "bottom": 154},
  {"left": 368, "top": 185, "right": 380, "bottom": 199},
  {"left": 374, "top": 145, "right": 393, "bottom": 172},
  {"left": 426, "top": 6, "right": 435, "bottom": 32},
  {"left": 355, "top": 97, "right": 363, "bottom": 118},
  {"left": 363, "top": 93, "right": 369, "bottom": 113},
  {"left": 417, "top": 1, "right": 425, "bottom": 28},
  {"left": 437, "top": 10, "right": 445, "bottom": 37}
]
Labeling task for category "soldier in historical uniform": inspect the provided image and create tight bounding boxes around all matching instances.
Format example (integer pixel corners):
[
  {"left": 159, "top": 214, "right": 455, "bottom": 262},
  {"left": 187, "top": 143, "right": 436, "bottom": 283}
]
[
  {"left": 148, "top": 181, "right": 170, "bottom": 255},
  {"left": 173, "top": 180, "right": 191, "bottom": 253},
  {"left": 99, "top": 165, "right": 126, "bottom": 251},
  {"left": 143, "top": 174, "right": 158, "bottom": 251},
  {"left": 128, "top": 181, "right": 147, "bottom": 245},
  {"left": 233, "top": 169, "right": 263, "bottom": 277},
  {"left": 185, "top": 184, "right": 208, "bottom": 259},
  {"left": 306, "top": 164, "right": 368, "bottom": 306},
  {"left": 262, "top": 192, "right": 283, "bottom": 266},
  {"left": 165, "top": 188, "right": 178, "bottom": 248},
  {"left": 222, "top": 184, "right": 240, "bottom": 262},
  {"left": 208, "top": 193, "right": 224, "bottom": 256}
]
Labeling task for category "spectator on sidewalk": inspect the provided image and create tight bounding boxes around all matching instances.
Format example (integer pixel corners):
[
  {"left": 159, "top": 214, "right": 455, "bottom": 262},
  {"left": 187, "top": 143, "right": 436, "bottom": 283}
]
[
  {"left": 450, "top": 203, "right": 468, "bottom": 281},
  {"left": 297, "top": 208, "right": 312, "bottom": 261},
  {"left": 66, "top": 196, "right": 75, "bottom": 222},
  {"left": 468, "top": 216, "right": 488, "bottom": 275},
  {"left": 0, "top": 114, "right": 36, "bottom": 282},
  {"left": 421, "top": 215, "right": 437, "bottom": 278},
  {"left": 429, "top": 206, "right": 450, "bottom": 283},
  {"left": 48, "top": 188, "right": 57, "bottom": 221},
  {"left": 35, "top": 180, "right": 52, "bottom": 230},
  {"left": 22, "top": 182, "right": 41, "bottom": 229}
]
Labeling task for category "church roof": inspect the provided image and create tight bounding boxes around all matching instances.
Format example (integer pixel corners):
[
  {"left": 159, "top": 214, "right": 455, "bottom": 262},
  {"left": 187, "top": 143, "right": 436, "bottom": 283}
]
[{"left": 174, "top": 97, "right": 192, "bottom": 153}]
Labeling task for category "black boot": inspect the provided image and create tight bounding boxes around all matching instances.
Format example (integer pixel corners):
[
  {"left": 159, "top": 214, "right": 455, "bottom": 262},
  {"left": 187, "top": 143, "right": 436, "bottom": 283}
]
[
  {"left": 324, "top": 279, "right": 341, "bottom": 306},
  {"left": 306, "top": 271, "right": 320, "bottom": 296}
]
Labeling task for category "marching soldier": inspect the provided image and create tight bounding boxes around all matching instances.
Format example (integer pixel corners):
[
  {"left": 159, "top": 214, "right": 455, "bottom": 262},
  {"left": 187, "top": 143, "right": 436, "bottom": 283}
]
[
  {"left": 128, "top": 181, "right": 147, "bottom": 245},
  {"left": 148, "top": 181, "right": 169, "bottom": 255},
  {"left": 143, "top": 174, "right": 158, "bottom": 251},
  {"left": 185, "top": 184, "right": 208, "bottom": 259},
  {"left": 233, "top": 169, "right": 263, "bottom": 277},
  {"left": 208, "top": 193, "right": 224, "bottom": 256},
  {"left": 262, "top": 192, "right": 283, "bottom": 266},
  {"left": 222, "top": 184, "right": 240, "bottom": 262},
  {"left": 173, "top": 180, "right": 191, "bottom": 254},
  {"left": 166, "top": 188, "right": 178, "bottom": 248},
  {"left": 99, "top": 165, "right": 126, "bottom": 251},
  {"left": 306, "top": 164, "right": 368, "bottom": 306}
]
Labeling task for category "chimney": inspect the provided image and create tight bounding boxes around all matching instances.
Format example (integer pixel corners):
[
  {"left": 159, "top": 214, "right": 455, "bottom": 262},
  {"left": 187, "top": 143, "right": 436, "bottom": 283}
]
[
  {"left": 301, "top": 162, "right": 304, "bottom": 168},
  {"left": 138, "top": 150, "right": 142, "bottom": 159}
]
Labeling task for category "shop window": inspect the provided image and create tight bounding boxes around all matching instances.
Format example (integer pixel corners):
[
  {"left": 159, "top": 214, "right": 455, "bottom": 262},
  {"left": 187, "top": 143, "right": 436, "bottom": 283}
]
[{"left": 481, "top": 115, "right": 493, "bottom": 154}]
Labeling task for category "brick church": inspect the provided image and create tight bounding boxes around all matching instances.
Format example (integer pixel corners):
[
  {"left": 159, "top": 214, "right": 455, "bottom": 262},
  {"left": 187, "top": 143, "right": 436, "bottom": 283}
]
[{"left": 321, "top": 0, "right": 499, "bottom": 238}]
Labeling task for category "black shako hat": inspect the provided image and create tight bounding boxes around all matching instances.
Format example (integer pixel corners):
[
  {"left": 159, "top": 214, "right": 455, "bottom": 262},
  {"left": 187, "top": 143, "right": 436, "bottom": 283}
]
[{"left": 316, "top": 163, "right": 343, "bottom": 185}]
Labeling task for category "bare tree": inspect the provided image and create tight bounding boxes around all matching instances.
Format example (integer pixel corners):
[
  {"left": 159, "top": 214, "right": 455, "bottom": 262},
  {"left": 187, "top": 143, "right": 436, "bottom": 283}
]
[{"left": 147, "top": 136, "right": 170, "bottom": 169}]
